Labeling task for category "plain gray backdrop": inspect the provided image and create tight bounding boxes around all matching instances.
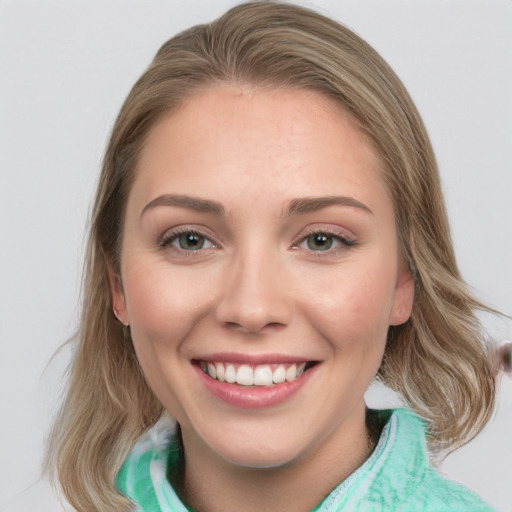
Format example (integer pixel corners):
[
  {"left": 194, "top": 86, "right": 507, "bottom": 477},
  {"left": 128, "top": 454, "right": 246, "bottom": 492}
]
[{"left": 1, "top": 1, "right": 511, "bottom": 511}]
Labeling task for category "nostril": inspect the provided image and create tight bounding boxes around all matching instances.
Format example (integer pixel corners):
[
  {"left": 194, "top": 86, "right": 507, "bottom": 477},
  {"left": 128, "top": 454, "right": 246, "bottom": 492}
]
[{"left": 222, "top": 320, "right": 287, "bottom": 334}]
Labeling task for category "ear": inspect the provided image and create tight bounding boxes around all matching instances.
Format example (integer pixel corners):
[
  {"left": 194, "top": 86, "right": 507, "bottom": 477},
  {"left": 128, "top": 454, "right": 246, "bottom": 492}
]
[
  {"left": 389, "top": 264, "right": 415, "bottom": 326},
  {"left": 109, "top": 269, "right": 129, "bottom": 326}
]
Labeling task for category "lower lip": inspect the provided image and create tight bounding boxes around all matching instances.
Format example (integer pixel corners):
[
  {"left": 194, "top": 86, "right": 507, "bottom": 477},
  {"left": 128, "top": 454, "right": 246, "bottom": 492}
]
[{"left": 194, "top": 364, "right": 317, "bottom": 410}]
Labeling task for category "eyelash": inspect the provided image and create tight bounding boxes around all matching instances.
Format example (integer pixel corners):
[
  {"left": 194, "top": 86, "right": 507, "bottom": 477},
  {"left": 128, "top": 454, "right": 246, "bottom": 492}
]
[
  {"left": 159, "top": 227, "right": 217, "bottom": 255},
  {"left": 158, "top": 227, "right": 357, "bottom": 257},
  {"left": 293, "top": 229, "right": 356, "bottom": 256}
]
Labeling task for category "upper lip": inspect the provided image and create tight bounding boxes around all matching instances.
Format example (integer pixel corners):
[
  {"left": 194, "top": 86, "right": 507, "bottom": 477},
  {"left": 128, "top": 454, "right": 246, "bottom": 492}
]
[{"left": 192, "top": 352, "right": 315, "bottom": 365}]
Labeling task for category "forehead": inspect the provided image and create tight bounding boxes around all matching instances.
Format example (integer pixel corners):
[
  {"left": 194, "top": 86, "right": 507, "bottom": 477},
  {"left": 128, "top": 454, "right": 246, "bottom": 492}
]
[{"left": 131, "top": 85, "right": 390, "bottom": 215}]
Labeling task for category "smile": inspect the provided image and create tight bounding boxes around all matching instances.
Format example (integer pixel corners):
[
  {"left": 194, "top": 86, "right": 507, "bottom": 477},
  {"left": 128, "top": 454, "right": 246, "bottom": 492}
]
[
  {"left": 198, "top": 361, "right": 308, "bottom": 386},
  {"left": 193, "top": 358, "right": 319, "bottom": 409}
]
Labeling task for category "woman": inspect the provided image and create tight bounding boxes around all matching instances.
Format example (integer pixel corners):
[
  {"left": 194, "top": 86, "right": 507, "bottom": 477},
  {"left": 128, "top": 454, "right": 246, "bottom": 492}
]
[{"left": 45, "top": 2, "right": 500, "bottom": 511}]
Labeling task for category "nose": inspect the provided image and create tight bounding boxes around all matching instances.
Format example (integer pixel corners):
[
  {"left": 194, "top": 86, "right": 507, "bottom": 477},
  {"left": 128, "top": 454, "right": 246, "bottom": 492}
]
[{"left": 215, "top": 249, "right": 292, "bottom": 334}]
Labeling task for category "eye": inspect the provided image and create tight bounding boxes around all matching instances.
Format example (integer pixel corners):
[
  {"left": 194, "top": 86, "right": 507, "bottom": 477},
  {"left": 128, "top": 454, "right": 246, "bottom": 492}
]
[
  {"left": 294, "top": 230, "right": 356, "bottom": 254},
  {"left": 175, "top": 232, "right": 211, "bottom": 250},
  {"left": 305, "top": 233, "right": 335, "bottom": 251},
  {"left": 160, "top": 229, "right": 217, "bottom": 252}
]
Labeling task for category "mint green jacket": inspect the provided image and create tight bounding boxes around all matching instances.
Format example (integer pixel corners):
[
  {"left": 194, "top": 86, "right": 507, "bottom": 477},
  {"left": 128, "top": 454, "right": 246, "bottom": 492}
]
[{"left": 117, "top": 409, "right": 496, "bottom": 511}]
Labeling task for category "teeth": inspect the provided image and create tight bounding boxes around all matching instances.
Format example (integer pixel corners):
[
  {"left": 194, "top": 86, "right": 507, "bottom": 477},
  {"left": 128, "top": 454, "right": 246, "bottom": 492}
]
[
  {"left": 254, "top": 365, "right": 273, "bottom": 386},
  {"left": 215, "top": 362, "right": 225, "bottom": 382},
  {"left": 254, "top": 365, "right": 272, "bottom": 386},
  {"left": 236, "top": 365, "right": 253, "bottom": 386},
  {"left": 285, "top": 364, "right": 297, "bottom": 382},
  {"left": 202, "top": 361, "right": 309, "bottom": 386},
  {"left": 225, "top": 364, "right": 236, "bottom": 384},
  {"left": 272, "top": 365, "right": 286, "bottom": 384},
  {"left": 207, "top": 362, "right": 216, "bottom": 379}
]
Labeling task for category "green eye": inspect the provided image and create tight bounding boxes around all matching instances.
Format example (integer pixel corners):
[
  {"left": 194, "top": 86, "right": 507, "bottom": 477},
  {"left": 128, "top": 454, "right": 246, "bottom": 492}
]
[
  {"left": 176, "top": 232, "right": 207, "bottom": 250},
  {"left": 160, "top": 229, "right": 217, "bottom": 253},
  {"left": 306, "top": 233, "right": 334, "bottom": 251}
]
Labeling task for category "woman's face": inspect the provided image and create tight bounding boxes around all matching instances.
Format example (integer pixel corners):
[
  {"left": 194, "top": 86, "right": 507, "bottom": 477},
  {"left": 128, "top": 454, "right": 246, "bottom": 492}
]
[{"left": 112, "top": 86, "right": 414, "bottom": 469}]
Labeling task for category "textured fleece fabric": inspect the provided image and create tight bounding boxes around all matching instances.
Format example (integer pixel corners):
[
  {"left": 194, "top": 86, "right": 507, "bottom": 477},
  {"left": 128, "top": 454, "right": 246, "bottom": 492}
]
[{"left": 116, "top": 408, "right": 496, "bottom": 511}]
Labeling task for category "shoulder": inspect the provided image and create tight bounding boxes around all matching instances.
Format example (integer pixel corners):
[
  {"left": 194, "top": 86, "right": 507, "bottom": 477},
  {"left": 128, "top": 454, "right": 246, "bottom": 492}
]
[
  {"left": 399, "top": 466, "right": 497, "bottom": 512},
  {"left": 116, "top": 431, "right": 165, "bottom": 511},
  {"left": 319, "top": 409, "right": 497, "bottom": 512},
  {"left": 380, "top": 409, "right": 497, "bottom": 512},
  {"left": 116, "top": 416, "right": 188, "bottom": 512}
]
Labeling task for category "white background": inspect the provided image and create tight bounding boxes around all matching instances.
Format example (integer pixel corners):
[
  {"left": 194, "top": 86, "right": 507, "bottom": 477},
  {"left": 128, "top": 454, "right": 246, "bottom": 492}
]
[{"left": 1, "top": 1, "right": 511, "bottom": 511}]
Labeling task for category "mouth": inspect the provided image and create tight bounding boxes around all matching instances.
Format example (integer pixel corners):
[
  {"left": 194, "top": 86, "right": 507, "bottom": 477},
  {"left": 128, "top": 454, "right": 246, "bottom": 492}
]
[
  {"left": 194, "top": 360, "right": 317, "bottom": 386},
  {"left": 192, "top": 356, "right": 320, "bottom": 409}
]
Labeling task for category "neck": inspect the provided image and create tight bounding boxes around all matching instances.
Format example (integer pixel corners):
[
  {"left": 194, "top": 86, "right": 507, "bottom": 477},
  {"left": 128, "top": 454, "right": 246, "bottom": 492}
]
[{"left": 176, "top": 405, "right": 378, "bottom": 512}]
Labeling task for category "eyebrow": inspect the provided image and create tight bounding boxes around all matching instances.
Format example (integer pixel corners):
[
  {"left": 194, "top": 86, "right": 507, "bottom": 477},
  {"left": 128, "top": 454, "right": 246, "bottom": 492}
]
[
  {"left": 141, "top": 194, "right": 225, "bottom": 217},
  {"left": 285, "top": 196, "right": 373, "bottom": 216},
  {"left": 140, "top": 193, "right": 373, "bottom": 218}
]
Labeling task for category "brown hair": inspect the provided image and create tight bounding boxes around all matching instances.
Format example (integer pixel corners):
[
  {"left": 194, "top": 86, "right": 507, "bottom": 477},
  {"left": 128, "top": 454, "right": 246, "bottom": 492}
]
[{"left": 45, "top": 2, "right": 497, "bottom": 510}]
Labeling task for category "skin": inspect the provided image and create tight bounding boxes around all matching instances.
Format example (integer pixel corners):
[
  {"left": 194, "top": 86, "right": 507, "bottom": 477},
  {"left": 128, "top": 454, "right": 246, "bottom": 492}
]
[{"left": 111, "top": 86, "right": 414, "bottom": 512}]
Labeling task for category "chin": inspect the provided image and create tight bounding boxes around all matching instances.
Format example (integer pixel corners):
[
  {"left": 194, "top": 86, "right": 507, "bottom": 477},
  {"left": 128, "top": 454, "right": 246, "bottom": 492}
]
[
  {"left": 219, "top": 442, "right": 302, "bottom": 470},
  {"left": 198, "top": 422, "right": 312, "bottom": 470}
]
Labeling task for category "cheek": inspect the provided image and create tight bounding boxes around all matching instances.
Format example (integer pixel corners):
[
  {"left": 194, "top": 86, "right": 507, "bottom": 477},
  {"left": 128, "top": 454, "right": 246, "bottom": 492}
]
[
  {"left": 120, "top": 260, "right": 220, "bottom": 422},
  {"left": 301, "top": 260, "right": 396, "bottom": 348},
  {"left": 122, "top": 260, "right": 217, "bottom": 343}
]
